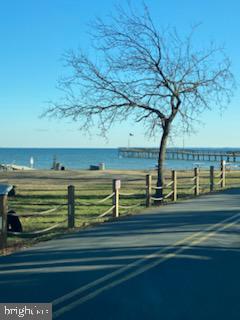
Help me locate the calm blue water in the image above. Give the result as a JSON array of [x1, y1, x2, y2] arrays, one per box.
[[0, 148, 240, 170]]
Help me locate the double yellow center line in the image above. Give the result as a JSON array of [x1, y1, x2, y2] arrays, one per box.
[[52, 212, 240, 318]]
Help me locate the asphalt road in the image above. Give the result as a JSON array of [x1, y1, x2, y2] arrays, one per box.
[[0, 189, 240, 320]]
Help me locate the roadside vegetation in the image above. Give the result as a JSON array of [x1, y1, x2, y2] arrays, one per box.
[[1, 167, 240, 253]]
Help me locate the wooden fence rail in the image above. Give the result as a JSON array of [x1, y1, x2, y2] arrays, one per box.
[[145, 160, 226, 206], [0, 160, 234, 250]]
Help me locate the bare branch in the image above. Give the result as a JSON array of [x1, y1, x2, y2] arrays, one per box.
[[44, 2, 235, 190]]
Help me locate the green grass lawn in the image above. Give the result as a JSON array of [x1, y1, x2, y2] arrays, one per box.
[[2, 167, 240, 253]]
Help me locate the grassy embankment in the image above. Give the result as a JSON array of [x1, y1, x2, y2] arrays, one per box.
[[1, 167, 240, 252]]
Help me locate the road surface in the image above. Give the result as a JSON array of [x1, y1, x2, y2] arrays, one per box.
[[0, 189, 240, 319]]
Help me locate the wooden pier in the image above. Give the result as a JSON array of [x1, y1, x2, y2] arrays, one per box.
[[118, 148, 240, 162]]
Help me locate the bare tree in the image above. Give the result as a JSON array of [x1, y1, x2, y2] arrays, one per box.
[[46, 4, 235, 199]]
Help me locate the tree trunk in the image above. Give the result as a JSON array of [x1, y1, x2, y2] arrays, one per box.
[[156, 122, 170, 204]]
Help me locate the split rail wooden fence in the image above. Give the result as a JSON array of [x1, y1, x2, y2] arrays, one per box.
[[0, 160, 239, 249]]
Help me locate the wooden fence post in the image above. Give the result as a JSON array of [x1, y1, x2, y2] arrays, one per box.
[[67, 185, 75, 228], [210, 166, 214, 192], [113, 179, 121, 218], [194, 168, 200, 196], [146, 174, 152, 207], [172, 170, 177, 201], [0, 194, 7, 250], [221, 160, 226, 188]]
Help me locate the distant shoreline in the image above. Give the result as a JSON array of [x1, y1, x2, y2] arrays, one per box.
[[1, 148, 240, 171]]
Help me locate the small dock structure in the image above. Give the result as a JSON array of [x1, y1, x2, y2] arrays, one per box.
[[118, 148, 240, 162]]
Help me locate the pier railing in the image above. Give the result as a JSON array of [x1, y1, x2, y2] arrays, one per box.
[[119, 147, 240, 162], [2, 160, 240, 250]]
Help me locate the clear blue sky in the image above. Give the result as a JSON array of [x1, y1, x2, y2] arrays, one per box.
[[0, 0, 240, 148]]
